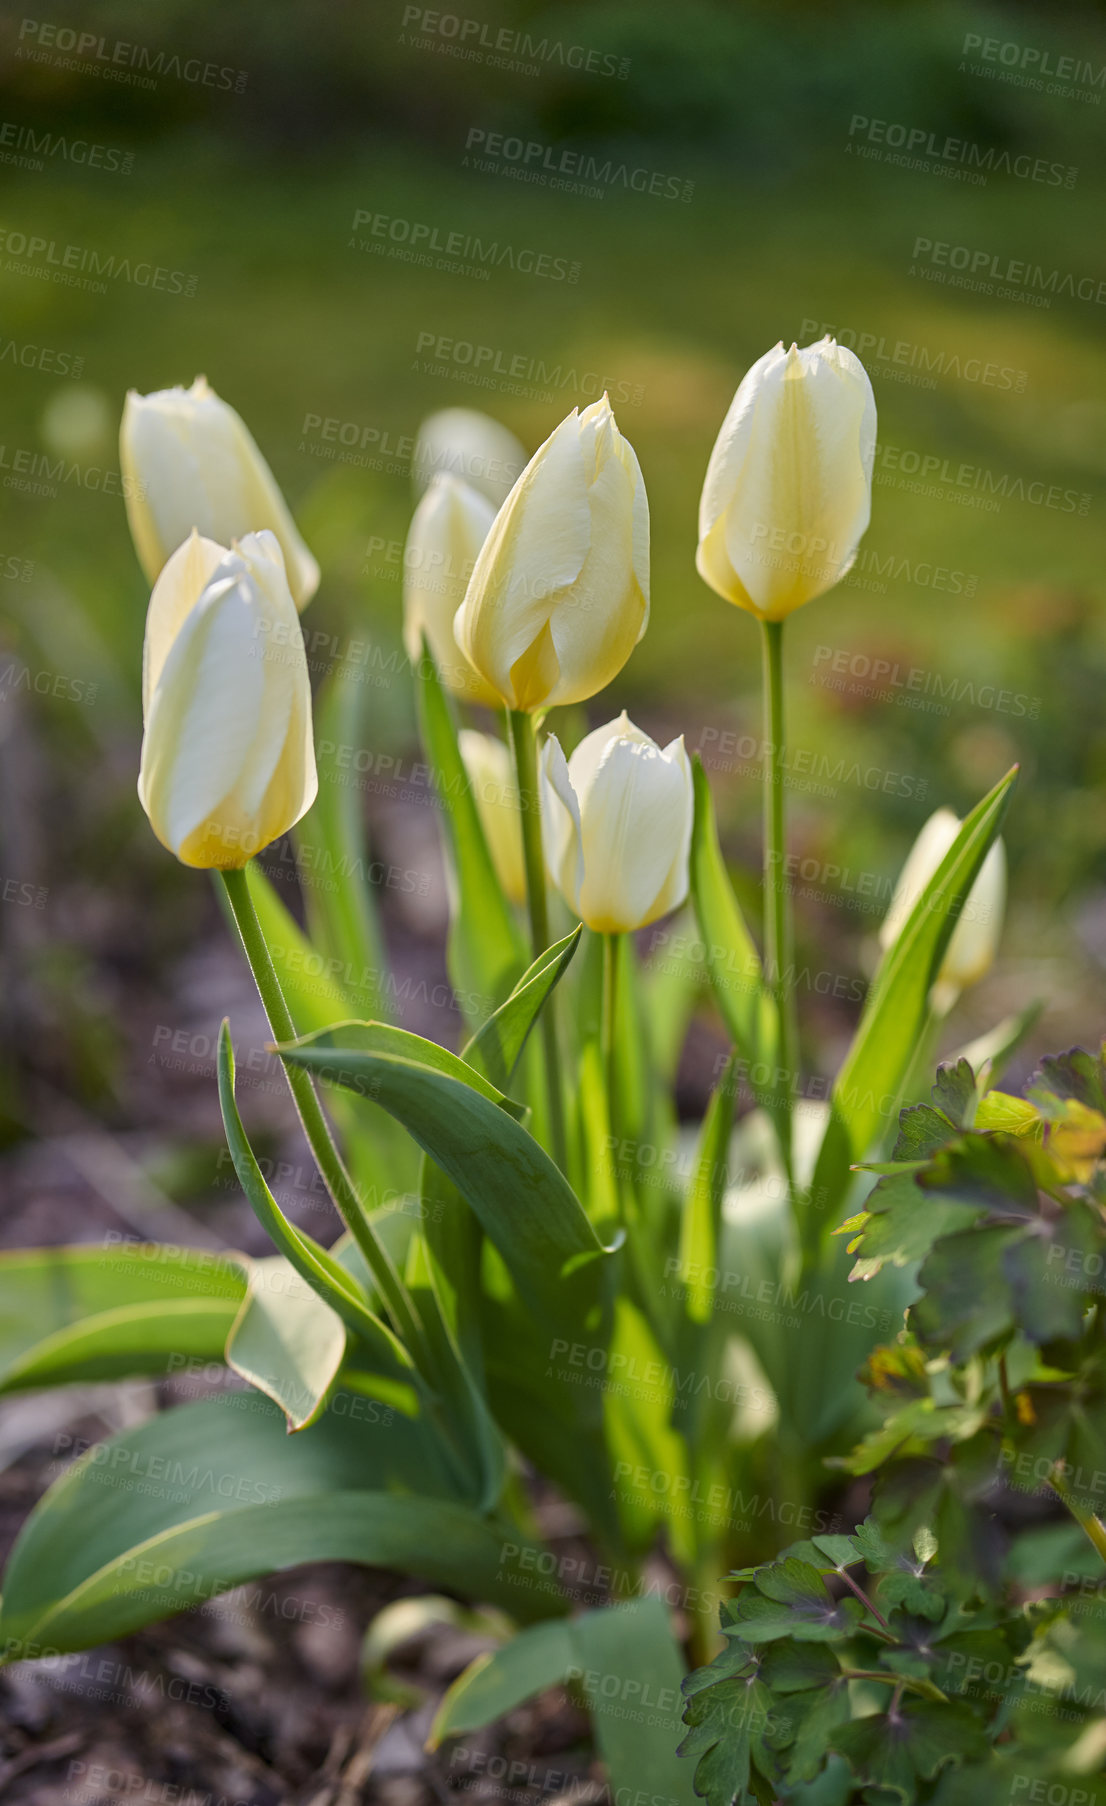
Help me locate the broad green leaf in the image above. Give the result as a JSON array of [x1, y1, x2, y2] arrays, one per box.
[[679, 1054, 739, 1325], [416, 934, 583, 1512], [840, 1170, 976, 1282], [930, 1060, 981, 1129], [217, 1022, 412, 1374], [278, 1033, 614, 1317], [0, 1245, 244, 1393], [829, 1700, 988, 1801], [0, 1391, 563, 1657], [281, 1018, 526, 1117], [435, 1597, 696, 1806], [294, 663, 390, 1021], [730, 1560, 865, 1643], [812, 766, 1018, 1221], [429, 1619, 576, 1740], [415, 643, 526, 1028], [917, 1133, 1040, 1218], [225, 1255, 346, 1431], [240, 863, 412, 1194], [464, 927, 582, 1094], [603, 1296, 694, 1562], [688, 759, 781, 1145], [678, 1637, 775, 1806]]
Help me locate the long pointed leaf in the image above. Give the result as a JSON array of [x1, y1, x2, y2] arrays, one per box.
[[277, 1036, 615, 1318], [689, 758, 784, 1152], [0, 1246, 244, 1393], [0, 1392, 565, 1656], [225, 1256, 346, 1432], [431, 1598, 695, 1805], [812, 766, 1018, 1223], [217, 1022, 412, 1374], [415, 643, 526, 1028]]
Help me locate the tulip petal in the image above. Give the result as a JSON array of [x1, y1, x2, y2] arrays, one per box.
[[121, 378, 320, 609], [576, 732, 693, 934], [140, 573, 264, 860], [142, 530, 228, 721], [539, 734, 584, 911], [403, 476, 499, 704], [696, 338, 876, 620]]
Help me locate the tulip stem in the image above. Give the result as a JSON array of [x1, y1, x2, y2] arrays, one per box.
[[760, 619, 798, 1159], [218, 866, 430, 1369], [601, 933, 623, 1212], [507, 708, 568, 1172], [601, 933, 619, 1119]]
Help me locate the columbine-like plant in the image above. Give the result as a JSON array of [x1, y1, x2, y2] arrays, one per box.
[[0, 350, 1029, 1806], [681, 1047, 1106, 1805]]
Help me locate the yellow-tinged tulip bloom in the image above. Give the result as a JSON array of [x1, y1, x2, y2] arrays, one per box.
[[412, 408, 527, 509], [879, 807, 1006, 1014], [697, 337, 876, 621], [138, 529, 317, 869], [458, 729, 526, 906], [402, 475, 501, 705], [120, 376, 320, 610], [455, 397, 649, 714], [540, 713, 692, 934]]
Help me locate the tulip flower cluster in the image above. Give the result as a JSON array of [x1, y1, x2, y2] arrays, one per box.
[[0, 338, 1024, 1800], [123, 349, 1005, 1031]]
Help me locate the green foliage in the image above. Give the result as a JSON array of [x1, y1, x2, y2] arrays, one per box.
[[682, 1044, 1106, 1805]]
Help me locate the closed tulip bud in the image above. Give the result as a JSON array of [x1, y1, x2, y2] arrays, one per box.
[[138, 529, 317, 869], [402, 475, 501, 705], [458, 729, 526, 906], [879, 807, 1006, 1014], [540, 713, 692, 933], [412, 407, 527, 509], [120, 376, 320, 610], [697, 337, 876, 621], [455, 397, 649, 714]]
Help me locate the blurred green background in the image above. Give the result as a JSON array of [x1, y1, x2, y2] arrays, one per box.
[[2, 0, 1105, 1162]]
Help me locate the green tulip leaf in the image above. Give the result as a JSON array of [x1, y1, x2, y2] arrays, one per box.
[[688, 758, 783, 1146], [0, 1243, 244, 1393], [217, 1021, 412, 1374], [415, 641, 527, 1028], [277, 1028, 615, 1316], [225, 1255, 347, 1431], [0, 1391, 563, 1658], [829, 1700, 989, 1801], [434, 1596, 696, 1806], [813, 765, 1018, 1221]]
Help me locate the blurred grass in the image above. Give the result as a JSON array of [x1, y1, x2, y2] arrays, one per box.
[[1, 0, 1105, 1120]]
